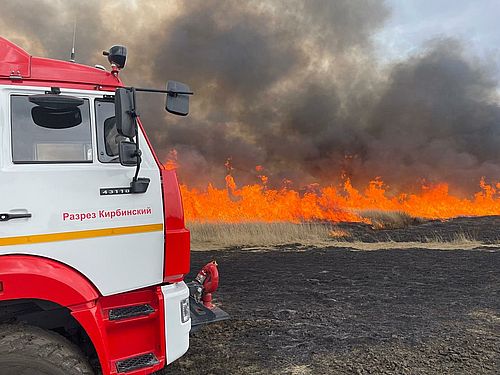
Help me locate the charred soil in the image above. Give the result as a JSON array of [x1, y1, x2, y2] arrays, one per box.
[[169, 217, 500, 374]]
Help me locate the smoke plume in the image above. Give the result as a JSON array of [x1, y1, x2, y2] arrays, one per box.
[[1, 0, 499, 194]]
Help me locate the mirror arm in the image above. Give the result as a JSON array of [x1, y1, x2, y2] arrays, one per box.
[[126, 87, 194, 96], [130, 113, 150, 194], [127, 88, 140, 181], [132, 135, 141, 182], [128, 88, 150, 193]]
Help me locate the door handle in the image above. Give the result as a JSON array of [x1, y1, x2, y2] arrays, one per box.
[[0, 213, 32, 221]]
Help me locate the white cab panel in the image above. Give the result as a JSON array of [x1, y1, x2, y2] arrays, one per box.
[[162, 282, 190, 364], [0, 86, 165, 296], [0, 231, 164, 296]]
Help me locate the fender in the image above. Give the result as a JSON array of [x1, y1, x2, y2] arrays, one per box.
[[0, 255, 114, 373], [0, 255, 166, 375], [0, 254, 99, 306]]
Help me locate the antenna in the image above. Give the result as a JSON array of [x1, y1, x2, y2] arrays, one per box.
[[70, 20, 76, 62]]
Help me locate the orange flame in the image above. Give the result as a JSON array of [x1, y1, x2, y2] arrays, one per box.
[[255, 165, 268, 187], [164, 149, 178, 170], [180, 169, 500, 223]]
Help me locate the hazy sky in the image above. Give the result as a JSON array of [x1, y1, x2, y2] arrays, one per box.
[[377, 0, 499, 67]]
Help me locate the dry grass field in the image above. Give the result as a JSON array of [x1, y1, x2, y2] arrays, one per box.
[[188, 210, 495, 251], [189, 221, 336, 249]]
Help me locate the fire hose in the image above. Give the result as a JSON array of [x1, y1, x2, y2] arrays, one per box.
[[193, 261, 220, 309]]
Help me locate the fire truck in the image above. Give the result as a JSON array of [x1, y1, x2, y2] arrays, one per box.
[[0, 37, 227, 374]]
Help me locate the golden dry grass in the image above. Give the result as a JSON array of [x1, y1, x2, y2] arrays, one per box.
[[329, 232, 484, 251], [189, 209, 426, 250], [284, 365, 312, 375], [189, 222, 342, 250], [188, 221, 495, 251]]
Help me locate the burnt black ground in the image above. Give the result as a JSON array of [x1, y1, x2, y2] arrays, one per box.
[[167, 217, 500, 375]]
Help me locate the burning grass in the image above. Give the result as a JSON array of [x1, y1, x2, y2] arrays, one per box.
[[181, 176, 500, 223]]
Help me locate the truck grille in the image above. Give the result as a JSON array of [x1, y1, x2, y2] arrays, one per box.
[[108, 304, 155, 321], [116, 353, 159, 373]]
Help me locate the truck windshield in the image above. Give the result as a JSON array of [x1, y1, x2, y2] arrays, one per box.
[[95, 99, 126, 163], [11, 95, 92, 163]]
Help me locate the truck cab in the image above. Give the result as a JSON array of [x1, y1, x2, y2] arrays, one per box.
[[0, 37, 224, 375]]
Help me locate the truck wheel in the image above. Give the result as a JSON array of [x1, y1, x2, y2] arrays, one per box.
[[0, 324, 94, 375]]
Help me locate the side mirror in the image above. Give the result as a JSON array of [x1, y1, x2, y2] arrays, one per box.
[[165, 81, 191, 116], [118, 140, 138, 167], [115, 88, 136, 138]]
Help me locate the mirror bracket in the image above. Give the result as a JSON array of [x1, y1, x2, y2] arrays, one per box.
[[46, 87, 61, 95], [130, 177, 150, 194]]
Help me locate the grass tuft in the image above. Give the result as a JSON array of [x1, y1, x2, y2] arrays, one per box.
[[328, 227, 352, 239], [357, 210, 424, 230]]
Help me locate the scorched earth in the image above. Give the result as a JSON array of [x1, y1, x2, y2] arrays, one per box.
[[167, 216, 499, 375]]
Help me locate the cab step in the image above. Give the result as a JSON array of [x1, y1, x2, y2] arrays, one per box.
[[108, 304, 155, 321], [116, 352, 159, 373]]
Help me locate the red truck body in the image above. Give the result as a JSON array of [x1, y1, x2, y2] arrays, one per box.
[[0, 37, 223, 375]]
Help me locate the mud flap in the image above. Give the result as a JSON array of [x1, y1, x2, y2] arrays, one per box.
[[188, 280, 229, 332], [189, 297, 229, 332]]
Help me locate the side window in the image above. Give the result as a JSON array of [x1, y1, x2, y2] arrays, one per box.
[[95, 99, 126, 163], [11, 95, 92, 163]]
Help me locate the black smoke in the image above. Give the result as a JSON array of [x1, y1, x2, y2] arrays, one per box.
[[1, 1, 499, 194]]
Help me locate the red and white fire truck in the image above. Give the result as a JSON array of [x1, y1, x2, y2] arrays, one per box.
[[0, 37, 227, 374]]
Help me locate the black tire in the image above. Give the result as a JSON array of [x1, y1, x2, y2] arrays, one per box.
[[0, 324, 95, 375]]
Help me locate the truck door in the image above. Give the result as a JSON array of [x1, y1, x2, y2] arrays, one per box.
[[0, 88, 165, 295]]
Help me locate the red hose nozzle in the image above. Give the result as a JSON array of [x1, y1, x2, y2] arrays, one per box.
[[195, 261, 220, 309]]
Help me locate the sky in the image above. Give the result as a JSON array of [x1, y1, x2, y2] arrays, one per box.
[[3, 1, 498, 71], [377, 0, 500, 68]]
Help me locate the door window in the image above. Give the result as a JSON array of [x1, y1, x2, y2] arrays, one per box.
[[95, 99, 127, 163], [11, 95, 92, 163]]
